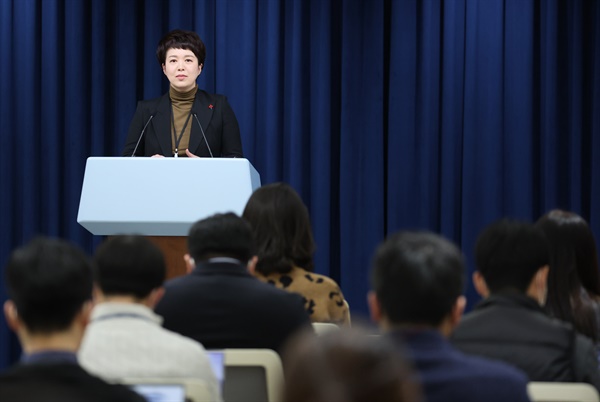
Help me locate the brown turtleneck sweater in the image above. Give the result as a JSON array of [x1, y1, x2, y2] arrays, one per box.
[[170, 86, 198, 157]]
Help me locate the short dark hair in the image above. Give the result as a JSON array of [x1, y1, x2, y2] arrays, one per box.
[[371, 231, 465, 327], [475, 219, 549, 293], [5, 237, 93, 334], [93, 235, 166, 299], [156, 29, 206, 66], [187, 212, 254, 262], [242, 183, 315, 275], [535, 210, 600, 341]]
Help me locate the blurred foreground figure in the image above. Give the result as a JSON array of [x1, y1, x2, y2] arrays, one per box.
[[282, 328, 421, 402]]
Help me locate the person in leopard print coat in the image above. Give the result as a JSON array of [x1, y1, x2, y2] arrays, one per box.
[[243, 183, 350, 325]]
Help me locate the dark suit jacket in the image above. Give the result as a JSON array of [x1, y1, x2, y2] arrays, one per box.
[[388, 329, 531, 402], [451, 292, 600, 390], [155, 261, 312, 353], [0, 362, 145, 402], [122, 89, 243, 157]]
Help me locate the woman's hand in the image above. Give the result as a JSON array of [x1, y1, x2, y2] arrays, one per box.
[[185, 149, 199, 158]]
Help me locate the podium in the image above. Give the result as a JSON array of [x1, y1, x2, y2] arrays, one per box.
[[77, 157, 261, 278]]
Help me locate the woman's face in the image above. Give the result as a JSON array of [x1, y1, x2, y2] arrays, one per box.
[[162, 48, 202, 92]]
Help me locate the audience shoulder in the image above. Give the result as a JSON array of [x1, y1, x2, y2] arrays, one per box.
[[163, 274, 190, 288], [261, 279, 307, 304], [294, 268, 345, 296], [272, 285, 311, 320], [311, 271, 343, 291], [162, 326, 209, 353], [459, 352, 530, 398], [311, 273, 349, 321], [466, 352, 528, 380], [163, 330, 221, 392], [573, 332, 600, 388]]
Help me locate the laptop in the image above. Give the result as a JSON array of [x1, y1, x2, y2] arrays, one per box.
[[127, 351, 225, 401], [130, 383, 186, 402], [207, 350, 226, 394]]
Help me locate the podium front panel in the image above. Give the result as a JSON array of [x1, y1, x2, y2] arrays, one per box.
[[77, 157, 261, 236]]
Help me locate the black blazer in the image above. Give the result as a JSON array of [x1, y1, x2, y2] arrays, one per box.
[[155, 261, 312, 353], [122, 89, 243, 157], [452, 293, 600, 389]]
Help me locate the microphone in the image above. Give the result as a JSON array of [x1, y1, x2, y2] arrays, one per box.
[[130, 113, 156, 157], [192, 112, 214, 158]]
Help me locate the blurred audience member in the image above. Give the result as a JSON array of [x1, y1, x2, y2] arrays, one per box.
[[282, 328, 421, 402], [155, 212, 312, 353], [452, 219, 600, 390], [243, 182, 350, 325], [369, 231, 531, 402], [78, 235, 221, 401], [0, 237, 144, 402], [535, 210, 600, 345]]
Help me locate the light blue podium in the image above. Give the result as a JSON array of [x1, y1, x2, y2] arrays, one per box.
[[77, 157, 261, 276]]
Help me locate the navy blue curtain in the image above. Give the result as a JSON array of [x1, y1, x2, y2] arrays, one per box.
[[1, 0, 599, 369]]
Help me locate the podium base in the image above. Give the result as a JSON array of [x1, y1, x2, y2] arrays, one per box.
[[147, 236, 187, 279]]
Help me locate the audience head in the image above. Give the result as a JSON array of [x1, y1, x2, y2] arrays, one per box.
[[187, 212, 254, 264], [4, 237, 93, 336], [93, 235, 166, 300], [474, 219, 549, 303], [535, 209, 600, 340], [242, 182, 315, 275], [282, 329, 419, 402], [156, 29, 206, 66], [369, 231, 465, 332]]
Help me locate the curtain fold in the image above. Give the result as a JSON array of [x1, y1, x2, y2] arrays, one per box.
[[591, 0, 600, 232], [388, 0, 420, 234], [307, 0, 338, 281], [503, 0, 535, 218], [339, 0, 386, 309], [0, 0, 598, 369], [438, 0, 466, 242], [0, 0, 14, 368]]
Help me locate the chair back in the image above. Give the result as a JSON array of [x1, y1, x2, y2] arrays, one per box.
[[312, 322, 341, 335], [528, 382, 600, 402], [221, 349, 284, 402], [344, 299, 352, 326]]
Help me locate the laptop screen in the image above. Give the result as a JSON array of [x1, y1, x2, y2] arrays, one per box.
[[207, 350, 225, 393], [131, 384, 186, 402]]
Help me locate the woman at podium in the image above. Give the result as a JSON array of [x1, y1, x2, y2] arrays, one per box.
[[122, 29, 243, 158]]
